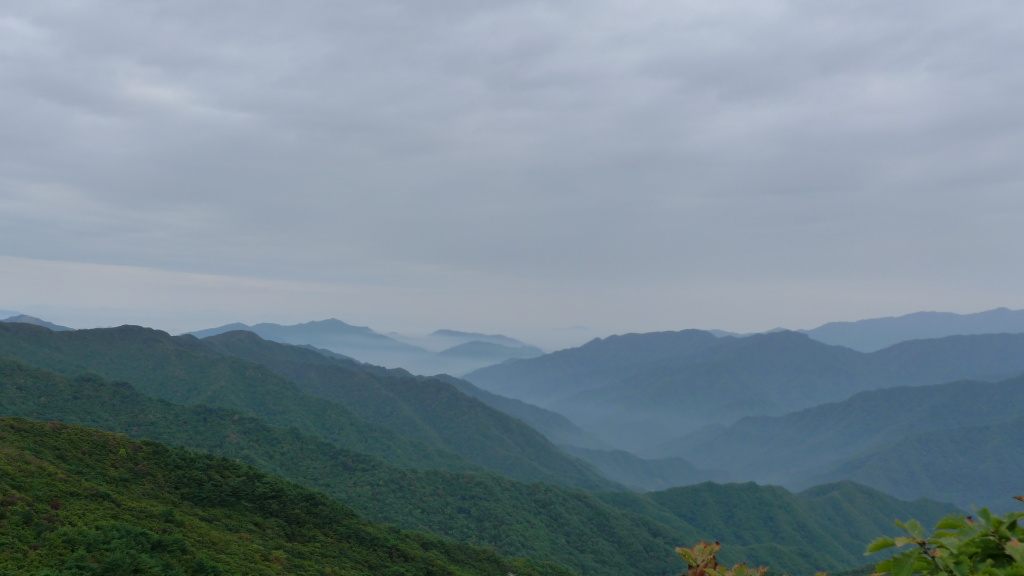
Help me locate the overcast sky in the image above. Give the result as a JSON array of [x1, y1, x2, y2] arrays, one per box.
[[2, 0, 1023, 347]]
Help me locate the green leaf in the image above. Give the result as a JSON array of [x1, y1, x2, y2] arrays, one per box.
[[867, 537, 897, 554], [890, 553, 918, 576], [1005, 539, 1024, 565], [896, 519, 925, 540]]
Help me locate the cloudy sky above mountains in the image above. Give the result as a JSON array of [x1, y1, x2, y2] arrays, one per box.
[[2, 0, 1023, 345]]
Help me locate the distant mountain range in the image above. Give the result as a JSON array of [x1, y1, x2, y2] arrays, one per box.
[[799, 307, 1024, 351], [465, 330, 1024, 451], [188, 319, 543, 376]]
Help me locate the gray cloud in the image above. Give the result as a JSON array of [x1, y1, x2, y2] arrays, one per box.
[[2, 0, 1024, 339]]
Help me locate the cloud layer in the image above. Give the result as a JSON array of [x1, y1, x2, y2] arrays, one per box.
[[3, 0, 1023, 342]]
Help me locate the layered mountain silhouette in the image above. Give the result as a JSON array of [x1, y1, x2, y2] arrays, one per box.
[[668, 372, 1024, 511], [189, 319, 542, 375], [799, 307, 1024, 351], [466, 330, 1024, 451]]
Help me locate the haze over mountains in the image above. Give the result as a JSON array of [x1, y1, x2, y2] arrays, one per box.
[[465, 329, 1024, 448]]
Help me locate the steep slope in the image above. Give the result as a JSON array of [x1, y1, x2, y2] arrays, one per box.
[[0, 418, 571, 576], [802, 307, 1024, 352], [199, 330, 615, 489], [0, 322, 472, 472]]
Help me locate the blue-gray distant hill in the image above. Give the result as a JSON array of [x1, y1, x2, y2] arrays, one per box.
[[800, 307, 1024, 351], [668, 372, 1024, 512], [2, 314, 73, 331], [465, 330, 1024, 451], [428, 329, 529, 348], [188, 318, 432, 369], [188, 319, 541, 376]]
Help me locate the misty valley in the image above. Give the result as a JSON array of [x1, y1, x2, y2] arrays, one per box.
[[1, 308, 1023, 576]]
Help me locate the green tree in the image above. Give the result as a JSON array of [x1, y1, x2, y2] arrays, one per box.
[[867, 497, 1024, 576]]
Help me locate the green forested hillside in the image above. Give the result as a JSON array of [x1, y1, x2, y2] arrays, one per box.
[[0, 358, 959, 576], [0, 418, 572, 576], [598, 482, 959, 575], [0, 359, 692, 576], [199, 330, 614, 489], [0, 322, 469, 472]]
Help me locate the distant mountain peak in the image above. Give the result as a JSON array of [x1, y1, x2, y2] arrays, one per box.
[[1, 314, 74, 331], [429, 329, 526, 347]]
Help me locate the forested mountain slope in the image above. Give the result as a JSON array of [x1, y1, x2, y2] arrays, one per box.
[[0, 418, 572, 576], [0, 322, 610, 488], [0, 321, 470, 472], [200, 330, 613, 489], [0, 359, 958, 576]]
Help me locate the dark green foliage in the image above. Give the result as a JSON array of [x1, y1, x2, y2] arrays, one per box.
[[868, 504, 1024, 576], [0, 418, 573, 576], [199, 330, 615, 489]]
